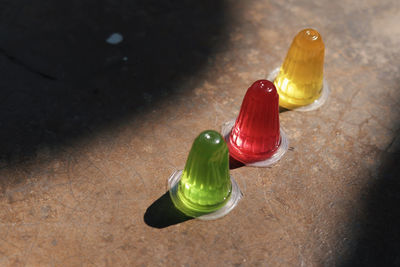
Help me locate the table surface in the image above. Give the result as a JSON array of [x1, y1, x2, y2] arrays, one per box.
[[1, 0, 400, 266]]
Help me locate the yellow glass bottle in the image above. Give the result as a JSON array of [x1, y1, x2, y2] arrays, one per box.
[[274, 28, 325, 109]]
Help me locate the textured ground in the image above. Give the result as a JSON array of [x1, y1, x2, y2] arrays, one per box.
[[0, 0, 400, 266]]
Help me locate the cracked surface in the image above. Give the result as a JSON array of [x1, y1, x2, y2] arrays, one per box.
[[1, 0, 400, 266]]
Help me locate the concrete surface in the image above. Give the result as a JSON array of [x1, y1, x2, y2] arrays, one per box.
[[1, 0, 400, 266]]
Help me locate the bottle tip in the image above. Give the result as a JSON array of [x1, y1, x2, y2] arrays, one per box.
[[197, 130, 224, 146], [296, 28, 323, 48], [248, 80, 277, 97]]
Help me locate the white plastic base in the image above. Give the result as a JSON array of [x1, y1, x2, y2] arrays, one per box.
[[221, 119, 289, 168], [168, 170, 242, 220], [267, 67, 329, 112]]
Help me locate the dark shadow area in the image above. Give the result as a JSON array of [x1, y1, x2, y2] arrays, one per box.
[[279, 106, 290, 113], [340, 148, 400, 266], [0, 0, 229, 165], [229, 155, 245, 170], [144, 191, 193, 228]]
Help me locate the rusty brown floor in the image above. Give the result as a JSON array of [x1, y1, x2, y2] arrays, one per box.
[[1, 0, 400, 266]]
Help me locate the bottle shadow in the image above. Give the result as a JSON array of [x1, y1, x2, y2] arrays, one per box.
[[229, 156, 245, 170], [279, 106, 290, 113], [144, 191, 193, 229]]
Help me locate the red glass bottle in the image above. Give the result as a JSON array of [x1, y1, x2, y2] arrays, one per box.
[[228, 80, 281, 164]]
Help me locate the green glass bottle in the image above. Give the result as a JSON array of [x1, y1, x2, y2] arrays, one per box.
[[169, 130, 234, 218]]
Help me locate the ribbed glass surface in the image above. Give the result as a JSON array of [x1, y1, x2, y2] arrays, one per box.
[[173, 130, 232, 216], [228, 80, 280, 163], [274, 28, 325, 109]]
